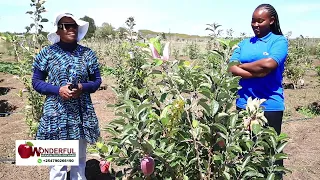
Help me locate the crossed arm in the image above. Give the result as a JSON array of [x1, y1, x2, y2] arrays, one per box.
[[228, 37, 288, 79], [228, 58, 278, 79]]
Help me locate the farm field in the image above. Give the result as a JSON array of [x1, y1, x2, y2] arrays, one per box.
[[0, 56, 320, 179]]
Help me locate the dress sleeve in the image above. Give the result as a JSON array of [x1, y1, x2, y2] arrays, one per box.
[[81, 48, 102, 93], [86, 49, 100, 74], [32, 46, 60, 95], [33, 46, 50, 72]]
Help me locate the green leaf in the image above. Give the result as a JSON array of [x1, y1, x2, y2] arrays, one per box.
[[217, 132, 227, 141], [227, 145, 242, 153], [277, 133, 289, 142], [217, 38, 229, 47], [274, 166, 292, 173], [192, 120, 199, 128], [274, 153, 288, 160], [26, 11, 33, 14], [141, 64, 151, 69], [149, 36, 162, 55], [245, 140, 254, 150], [154, 149, 166, 157], [210, 50, 224, 58], [199, 83, 211, 89], [229, 113, 237, 128], [160, 93, 168, 103], [243, 171, 264, 178], [41, 18, 48, 22], [123, 124, 136, 134], [26, 141, 34, 147], [270, 136, 277, 149], [241, 155, 251, 169], [262, 128, 277, 136], [166, 143, 175, 152], [276, 142, 288, 153], [160, 105, 171, 119], [142, 141, 154, 153], [199, 123, 211, 133], [188, 157, 197, 166], [110, 118, 127, 125], [244, 166, 256, 172], [96, 142, 104, 149], [128, 139, 141, 148], [153, 59, 163, 66], [137, 103, 151, 117], [266, 173, 275, 180], [103, 127, 119, 136], [213, 123, 228, 135], [252, 123, 262, 134], [198, 100, 210, 115], [150, 70, 163, 75], [115, 104, 131, 112], [161, 117, 169, 126], [120, 134, 132, 144], [128, 150, 140, 162], [135, 42, 148, 48], [229, 39, 241, 49], [148, 139, 156, 149], [183, 175, 189, 180], [213, 154, 221, 161], [199, 88, 211, 99], [223, 171, 231, 180], [257, 140, 270, 149], [100, 145, 108, 153], [228, 61, 241, 68], [216, 112, 229, 121], [211, 100, 219, 116]]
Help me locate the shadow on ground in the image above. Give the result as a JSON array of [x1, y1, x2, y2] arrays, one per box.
[[0, 99, 17, 117], [67, 159, 115, 180], [0, 87, 14, 96]]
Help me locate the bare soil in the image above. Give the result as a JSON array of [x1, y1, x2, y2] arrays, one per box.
[[0, 59, 320, 179]]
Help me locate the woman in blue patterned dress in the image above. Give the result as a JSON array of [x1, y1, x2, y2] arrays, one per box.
[[32, 12, 102, 180]]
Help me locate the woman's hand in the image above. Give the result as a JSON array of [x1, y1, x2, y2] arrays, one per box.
[[59, 83, 73, 100], [70, 83, 83, 99]]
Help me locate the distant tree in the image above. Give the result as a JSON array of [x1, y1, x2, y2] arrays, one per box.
[[95, 22, 116, 38], [80, 15, 96, 39], [116, 27, 127, 38]]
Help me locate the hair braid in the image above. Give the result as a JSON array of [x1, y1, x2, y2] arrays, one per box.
[[256, 4, 283, 35]]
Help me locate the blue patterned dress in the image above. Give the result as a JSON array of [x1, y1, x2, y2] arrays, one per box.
[[33, 43, 100, 144]]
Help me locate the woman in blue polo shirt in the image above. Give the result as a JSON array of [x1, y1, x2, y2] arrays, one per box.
[[229, 3, 288, 136]]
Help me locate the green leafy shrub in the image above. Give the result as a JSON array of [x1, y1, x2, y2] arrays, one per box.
[[89, 37, 290, 180]]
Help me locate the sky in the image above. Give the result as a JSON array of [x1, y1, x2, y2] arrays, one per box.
[[1, 0, 320, 38]]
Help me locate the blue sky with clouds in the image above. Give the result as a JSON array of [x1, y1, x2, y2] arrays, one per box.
[[1, 0, 320, 38]]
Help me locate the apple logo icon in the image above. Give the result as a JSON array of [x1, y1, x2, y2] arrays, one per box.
[[18, 141, 33, 159]]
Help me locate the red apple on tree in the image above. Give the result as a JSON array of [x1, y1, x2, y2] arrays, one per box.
[[141, 155, 155, 176], [99, 160, 110, 173], [18, 141, 33, 159]]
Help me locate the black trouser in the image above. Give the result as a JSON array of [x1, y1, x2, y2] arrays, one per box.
[[237, 107, 284, 178]]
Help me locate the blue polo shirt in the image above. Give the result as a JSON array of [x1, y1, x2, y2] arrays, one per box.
[[230, 32, 288, 111]]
